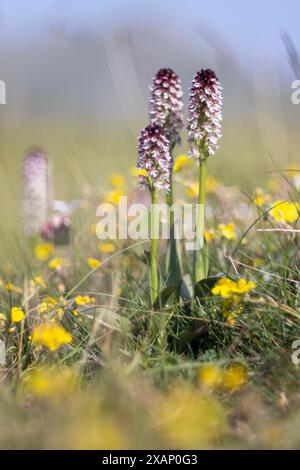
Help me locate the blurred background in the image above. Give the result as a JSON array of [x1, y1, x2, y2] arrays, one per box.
[[0, 0, 299, 260]]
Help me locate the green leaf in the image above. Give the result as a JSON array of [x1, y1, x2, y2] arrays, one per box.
[[154, 284, 179, 309], [165, 225, 183, 286]]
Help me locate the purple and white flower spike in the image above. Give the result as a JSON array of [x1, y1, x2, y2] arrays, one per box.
[[188, 69, 222, 160]]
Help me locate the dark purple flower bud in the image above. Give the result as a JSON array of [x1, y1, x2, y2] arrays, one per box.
[[22, 147, 53, 236], [150, 68, 184, 148], [187, 69, 222, 160], [137, 124, 171, 191], [41, 214, 71, 246]]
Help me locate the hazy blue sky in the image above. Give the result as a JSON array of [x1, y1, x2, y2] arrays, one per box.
[[0, 0, 299, 62]]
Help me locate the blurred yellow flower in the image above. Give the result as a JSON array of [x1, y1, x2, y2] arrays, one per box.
[[75, 295, 95, 306], [204, 229, 217, 242], [11, 306, 25, 323], [270, 200, 299, 224], [253, 188, 270, 207], [48, 258, 66, 270], [32, 275, 46, 289], [223, 363, 247, 391], [23, 366, 77, 402], [35, 243, 54, 261], [99, 242, 115, 254], [158, 384, 226, 448], [234, 278, 256, 294], [185, 182, 198, 199], [87, 258, 101, 269], [105, 189, 125, 205], [198, 364, 223, 389], [206, 176, 219, 193], [4, 282, 22, 294], [218, 222, 236, 240], [173, 154, 192, 172], [32, 322, 72, 351], [108, 173, 125, 188]]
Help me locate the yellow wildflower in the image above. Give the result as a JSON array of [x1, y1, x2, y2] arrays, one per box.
[[99, 242, 115, 254], [206, 176, 219, 193], [158, 383, 226, 448], [34, 243, 54, 261], [22, 366, 77, 402], [108, 173, 125, 188], [212, 278, 255, 298], [48, 258, 66, 270], [253, 188, 269, 206], [173, 154, 192, 172], [270, 200, 299, 224], [32, 275, 46, 289], [185, 182, 198, 199], [218, 222, 236, 240], [4, 282, 22, 294], [75, 295, 95, 306], [105, 189, 125, 205], [234, 279, 256, 294], [223, 363, 247, 391], [204, 229, 217, 242], [11, 306, 25, 323], [32, 322, 72, 351], [198, 364, 223, 389], [87, 258, 101, 269], [212, 278, 237, 298]]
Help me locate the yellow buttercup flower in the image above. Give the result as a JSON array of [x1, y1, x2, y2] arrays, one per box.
[[34, 243, 54, 261], [253, 188, 270, 207], [173, 154, 192, 172], [99, 242, 115, 254], [212, 278, 255, 298], [4, 282, 22, 294], [158, 383, 226, 448], [11, 306, 25, 323], [32, 275, 46, 289], [104, 189, 125, 205], [223, 363, 247, 391], [87, 258, 101, 269], [184, 182, 198, 199], [108, 173, 125, 188], [270, 200, 299, 224], [48, 258, 66, 270], [198, 364, 223, 388], [75, 295, 95, 306], [32, 322, 72, 351], [218, 222, 236, 240], [204, 229, 217, 242], [234, 279, 256, 294], [22, 366, 77, 402], [212, 278, 237, 298], [206, 176, 219, 193]]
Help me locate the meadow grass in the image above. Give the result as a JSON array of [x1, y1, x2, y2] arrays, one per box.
[[0, 139, 299, 448]]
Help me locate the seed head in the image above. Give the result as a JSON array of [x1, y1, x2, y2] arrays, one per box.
[[188, 69, 222, 160], [150, 68, 184, 148], [137, 124, 171, 191]]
